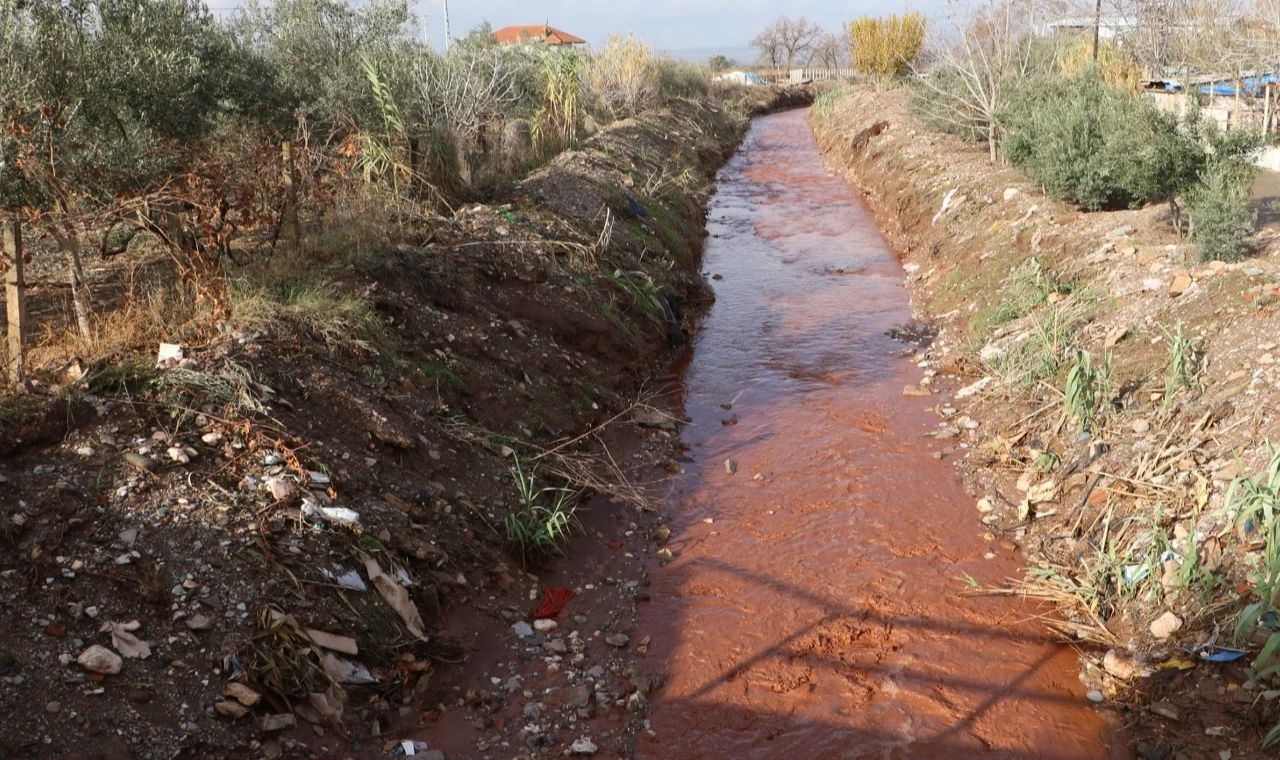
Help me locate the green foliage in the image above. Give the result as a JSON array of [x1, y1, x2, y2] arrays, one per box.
[[1226, 445, 1280, 748], [0, 0, 258, 211], [707, 54, 733, 72], [1163, 322, 1201, 406], [1064, 349, 1107, 432], [977, 257, 1068, 333], [229, 0, 418, 126], [1003, 73, 1203, 211], [505, 455, 582, 561], [1189, 161, 1257, 262]]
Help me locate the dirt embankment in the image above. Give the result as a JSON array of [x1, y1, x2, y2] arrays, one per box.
[[813, 86, 1280, 757], [0, 86, 812, 760]]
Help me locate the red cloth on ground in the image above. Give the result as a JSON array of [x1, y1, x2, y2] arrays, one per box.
[[532, 586, 574, 619]]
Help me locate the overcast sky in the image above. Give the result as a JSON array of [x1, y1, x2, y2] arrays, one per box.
[[419, 0, 943, 57]]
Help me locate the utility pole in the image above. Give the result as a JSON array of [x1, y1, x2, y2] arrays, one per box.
[[442, 0, 450, 51], [1092, 0, 1102, 62]]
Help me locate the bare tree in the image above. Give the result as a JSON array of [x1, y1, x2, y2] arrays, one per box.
[[913, 0, 1051, 161], [809, 29, 849, 68], [751, 16, 824, 70]]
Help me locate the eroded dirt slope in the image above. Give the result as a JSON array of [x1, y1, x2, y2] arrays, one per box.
[[813, 86, 1280, 757], [0, 88, 812, 760]]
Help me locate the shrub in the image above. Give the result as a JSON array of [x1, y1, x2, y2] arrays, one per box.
[[847, 13, 925, 78], [1189, 162, 1257, 262], [584, 33, 659, 121], [1002, 74, 1202, 210], [656, 58, 710, 100]]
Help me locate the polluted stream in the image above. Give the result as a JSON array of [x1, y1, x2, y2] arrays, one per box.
[[635, 109, 1115, 759]]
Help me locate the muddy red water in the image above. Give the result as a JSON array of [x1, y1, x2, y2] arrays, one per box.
[[636, 110, 1114, 759]]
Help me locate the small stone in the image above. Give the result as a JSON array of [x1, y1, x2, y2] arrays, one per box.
[[45, 701, 60, 713], [1150, 701, 1180, 721], [605, 633, 630, 648], [201, 432, 223, 445], [75, 445, 95, 457], [570, 738, 599, 755], [122, 452, 158, 473], [724, 458, 737, 474], [1086, 689, 1104, 703], [167, 446, 190, 464], [1132, 419, 1150, 434], [118, 529, 138, 548], [260, 713, 296, 732], [656, 547, 674, 562], [1168, 274, 1193, 297], [224, 682, 261, 706], [77, 645, 122, 674], [186, 614, 214, 631], [533, 618, 557, 632], [903, 384, 931, 397], [1103, 650, 1136, 680], [215, 700, 250, 719], [1150, 611, 1183, 640], [976, 499, 994, 513], [512, 621, 534, 638], [1136, 742, 1172, 760]]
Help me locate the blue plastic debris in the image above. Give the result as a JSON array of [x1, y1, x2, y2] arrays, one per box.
[[1182, 645, 1249, 662]]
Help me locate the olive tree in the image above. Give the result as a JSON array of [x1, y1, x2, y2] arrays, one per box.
[[0, 0, 244, 338]]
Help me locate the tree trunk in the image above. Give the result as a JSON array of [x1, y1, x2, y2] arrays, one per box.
[[988, 122, 998, 162], [48, 220, 93, 342]]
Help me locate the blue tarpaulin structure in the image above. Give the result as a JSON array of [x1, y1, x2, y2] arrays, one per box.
[[1199, 73, 1279, 97]]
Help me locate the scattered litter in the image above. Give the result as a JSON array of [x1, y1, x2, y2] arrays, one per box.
[[322, 652, 377, 685], [100, 620, 151, 659], [303, 628, 359, 656], [365, 556, 426, 639], [308, 470, 331, 487], [155, 343, 184, 369], [394, 741, 431, 756], [308, 683, 347, 722], [1184, 645, 1249, 663], [301, 498, 360, 528], [321, 567, 368, 591], [533, 587, 575, 619]]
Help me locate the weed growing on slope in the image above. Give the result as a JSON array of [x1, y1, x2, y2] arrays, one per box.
[[1226, 446, 1280, 746], [505, 454, 582, 562], [1065, 349, 1110, 433], [1162, 322, 1201, 410]]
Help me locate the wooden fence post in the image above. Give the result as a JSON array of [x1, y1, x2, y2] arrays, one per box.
[[281, 141, 300, 248], [4, 220, 26, 391]]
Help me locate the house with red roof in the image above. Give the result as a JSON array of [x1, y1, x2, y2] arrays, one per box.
[[491, 25, 587, 47]]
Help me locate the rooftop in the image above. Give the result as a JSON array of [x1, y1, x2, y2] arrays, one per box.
[[491, 25, 587, 46]]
